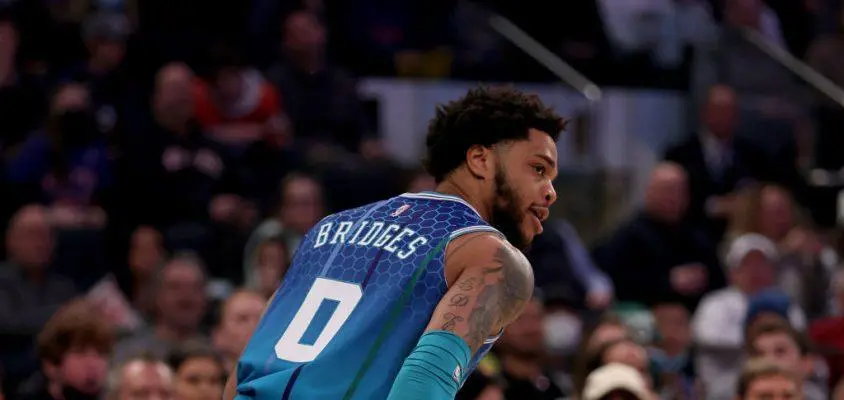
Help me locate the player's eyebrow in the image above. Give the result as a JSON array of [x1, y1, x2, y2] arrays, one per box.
[[535, 154, 556, 170]]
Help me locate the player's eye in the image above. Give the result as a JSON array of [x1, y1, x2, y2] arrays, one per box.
[[533, 165, 546, 176]]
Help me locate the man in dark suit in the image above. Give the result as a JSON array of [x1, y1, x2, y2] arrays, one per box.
[[665, 84, 755, 240]]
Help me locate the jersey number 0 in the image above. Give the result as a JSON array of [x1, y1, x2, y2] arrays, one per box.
[[274, 278, 363, 362]]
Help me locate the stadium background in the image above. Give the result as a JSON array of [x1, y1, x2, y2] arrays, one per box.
[[2, 0, 844, 399]]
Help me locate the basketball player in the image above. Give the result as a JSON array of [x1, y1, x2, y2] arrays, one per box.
[[224, 86, 565, 399]]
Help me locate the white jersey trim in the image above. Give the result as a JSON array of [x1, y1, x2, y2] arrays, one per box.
[[399, 192, 482, 219]]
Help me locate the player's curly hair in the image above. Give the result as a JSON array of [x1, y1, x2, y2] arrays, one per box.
[[423, 86, 566, 183]]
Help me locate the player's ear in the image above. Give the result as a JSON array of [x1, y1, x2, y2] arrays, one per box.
[[465, 144, 494, 180]]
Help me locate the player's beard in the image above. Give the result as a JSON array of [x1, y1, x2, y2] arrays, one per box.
[[490, 165, 530, 251]]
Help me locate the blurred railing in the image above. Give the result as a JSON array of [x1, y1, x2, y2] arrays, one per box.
[[742, 28, 844, 108], [742, 28, 844, 225], [487, 14, 602, 103]]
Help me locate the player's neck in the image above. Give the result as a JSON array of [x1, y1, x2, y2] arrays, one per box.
[[434, 179, 491, 221]]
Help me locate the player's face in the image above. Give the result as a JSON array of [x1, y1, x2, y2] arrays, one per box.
[[491, 129, 557, 250]]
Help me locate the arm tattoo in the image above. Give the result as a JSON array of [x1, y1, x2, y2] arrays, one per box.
[[441, 312, 464, 332], [440, 244, 533, 351]]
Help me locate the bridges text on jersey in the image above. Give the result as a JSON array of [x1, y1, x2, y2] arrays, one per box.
[[312, 220, 429, 259]]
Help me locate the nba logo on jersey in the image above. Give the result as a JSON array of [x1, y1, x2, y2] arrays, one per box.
[[391, 204, 411, 217], [452, 365, 462, 384]]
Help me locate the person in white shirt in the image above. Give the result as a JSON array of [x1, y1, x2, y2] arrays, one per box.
[[692, 233, 806, 400]]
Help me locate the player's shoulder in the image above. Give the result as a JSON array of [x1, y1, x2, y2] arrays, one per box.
[[444, 232, 532, 284]]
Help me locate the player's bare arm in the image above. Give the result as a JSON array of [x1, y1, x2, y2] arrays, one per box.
[[386, 233, 533, 399], [427, 233, 534, 352]]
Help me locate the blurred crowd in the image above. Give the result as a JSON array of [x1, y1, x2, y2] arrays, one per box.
[[2, 0, 844, 399]]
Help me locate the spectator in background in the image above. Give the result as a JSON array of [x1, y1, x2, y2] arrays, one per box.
[[105, 353, 174, 400], [194, 41, 283, 146], [495, 297, 567, 399], [745, 320, 826, 400], [579, 338, 654, 399], [265, 8, 372, 156], [243, 172, 325, 269], [743, 289, 805, 340], [454, 371, 505, 400], [212, 289, 265, 373], [242, 235, 288, 299], [4, 82, 112, 230], [167, 341, 225, 400], [806, 2, 844, 171], [63, 11, 132, 140], [649, 302, 696, 400], [17, 299, 112, 400], [735, 359, 803, 400], [693, 0, 802, 119], [692, 233, 806, 400], [728, 184, 838, 318], [582, 363, 652, 400], [111, 253, 208, 365], [137, 63, 248, 231], [593, 163, 723, 311], [0, 205, 76, 390], [124, 225, 166, 319], [529, 219, 614, 312], [0, 12, 46, 154], [664, 84, 753, 241], [809, 269, 844, 388]]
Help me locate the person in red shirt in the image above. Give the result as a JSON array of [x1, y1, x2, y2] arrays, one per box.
[[808, 271, 844, 388], [194, 42, 288, 145]]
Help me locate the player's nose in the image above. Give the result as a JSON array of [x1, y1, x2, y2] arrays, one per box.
[[543, 185, 557, 206]]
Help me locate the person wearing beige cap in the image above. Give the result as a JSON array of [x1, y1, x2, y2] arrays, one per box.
[[692, 233, 807, 400], [583, 363, 653, 400]]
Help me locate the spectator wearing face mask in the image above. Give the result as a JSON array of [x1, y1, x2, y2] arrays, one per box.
[[16, 299, 113, 400], [4, 82, 112, 230]]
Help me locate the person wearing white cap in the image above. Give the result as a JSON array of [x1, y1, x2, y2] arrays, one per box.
[[582, 363, 653, 400], [691, 233, 807, 400]]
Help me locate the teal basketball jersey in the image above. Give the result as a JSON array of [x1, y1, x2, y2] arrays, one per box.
[[235, 192, 504, 399]]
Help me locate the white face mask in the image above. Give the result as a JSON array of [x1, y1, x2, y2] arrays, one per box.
[[543, 311, 582, 355]]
